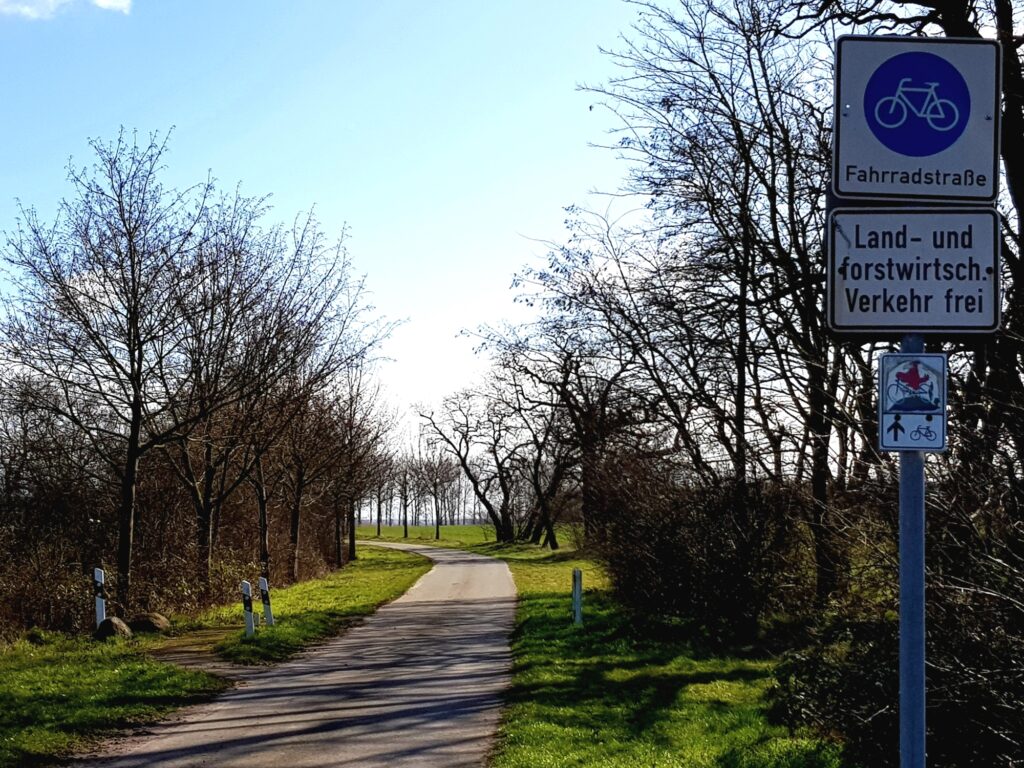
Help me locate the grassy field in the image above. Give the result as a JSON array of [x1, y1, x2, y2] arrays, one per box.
[[355, 522, 496, 546], [360, 525, 842, 767], [0, 546, 430, 767]]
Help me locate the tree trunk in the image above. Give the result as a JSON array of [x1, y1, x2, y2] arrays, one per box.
[[289, 469, 305, 582], [348, 497, 357, 560], [499, 507, 515, 543], [116, 456, 139, 614], [256, 456, 272, 577], [335, 496, 345, 568], [433, 485, 441, 540], [808, 356, 838, 603], [527, 513, 542, 544], [733, 221, 750, 539], [116, 405, 144, 612], [197, 498, 213, 596], [196, 450, 216, 596], [542, 515, 559, 550], [580, 438, 599, 541]]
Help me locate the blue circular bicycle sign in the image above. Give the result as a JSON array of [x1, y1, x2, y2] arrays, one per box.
[[864, 52, 971, 157]]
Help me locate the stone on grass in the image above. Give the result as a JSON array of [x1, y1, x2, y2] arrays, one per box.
[[93, 616, 133, 641], [128, 612, 171, 634]]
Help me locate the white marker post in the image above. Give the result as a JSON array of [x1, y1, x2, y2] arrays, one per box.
[[258, 577, 275, 626], [241, 580, 255, 638], [572, 568, 583, 626], [93, 567, 106, 627]]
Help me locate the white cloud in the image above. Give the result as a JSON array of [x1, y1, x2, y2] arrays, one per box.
[[0, 0, 73, 19], [0, 0, 129, 18], [91, 0, 129, 13]]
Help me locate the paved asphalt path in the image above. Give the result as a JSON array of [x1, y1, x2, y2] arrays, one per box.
[[73, 542, 516, 768]]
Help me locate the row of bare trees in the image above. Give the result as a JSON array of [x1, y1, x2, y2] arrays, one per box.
[[0, 132, 398, 622], [419, 1, 1022, 763]]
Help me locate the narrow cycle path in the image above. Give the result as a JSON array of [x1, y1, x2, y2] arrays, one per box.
[[73, 543, 516, 768]]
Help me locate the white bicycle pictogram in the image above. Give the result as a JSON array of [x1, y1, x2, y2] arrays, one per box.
[[910, 424, 937, 441], [873, 78, 960, 131]]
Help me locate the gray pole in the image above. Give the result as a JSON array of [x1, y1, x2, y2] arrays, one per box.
[[900, 333, 926, 768]]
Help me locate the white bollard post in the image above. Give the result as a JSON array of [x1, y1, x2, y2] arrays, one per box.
[[258, 577, 275, 626], [572, 568, 583, 626], [93, 567, 106, 628], [241, 580, 255, 638]]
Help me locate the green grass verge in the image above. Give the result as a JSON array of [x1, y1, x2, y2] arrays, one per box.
[[0, 632, 227, 767], [187, 546, 432, 664], [359, 525, 842, 767], [491, 546, 841, 767], [0, 546, 431, 766]]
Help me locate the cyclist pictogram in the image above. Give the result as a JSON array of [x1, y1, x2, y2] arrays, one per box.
[[873, 79, 960, 132], [864, 51, 970, 157], [910, 424, 937, 442]]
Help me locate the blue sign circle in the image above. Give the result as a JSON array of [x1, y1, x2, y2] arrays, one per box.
[[864, 52, 970, 157]]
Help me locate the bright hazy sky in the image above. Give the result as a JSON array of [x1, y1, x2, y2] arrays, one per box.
[[0, 0, 642, 418]]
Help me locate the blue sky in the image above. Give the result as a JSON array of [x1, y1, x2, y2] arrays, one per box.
[[0, 0, 642, 417]]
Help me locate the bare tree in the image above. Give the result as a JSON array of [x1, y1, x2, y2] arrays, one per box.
[[420, 385, 523, 542], [1, 133, 212, 608], [413, 437, 459, 540]]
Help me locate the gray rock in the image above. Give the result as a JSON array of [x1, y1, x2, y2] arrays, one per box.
[[128, 612, 171, 634], [93, 616, 133, 641]]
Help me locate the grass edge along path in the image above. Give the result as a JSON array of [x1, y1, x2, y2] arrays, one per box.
[[185, 545, 431, 664], [0, 546, 431, 767], [358, 525, 842, 768]]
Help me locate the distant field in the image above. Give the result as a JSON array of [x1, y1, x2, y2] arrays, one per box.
[[356, 523, 497, 546]]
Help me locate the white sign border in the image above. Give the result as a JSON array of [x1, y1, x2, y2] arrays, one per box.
[[833, 35, 1002, 203], [827, 206, 1000, 334], [878, 352, 948, 452]]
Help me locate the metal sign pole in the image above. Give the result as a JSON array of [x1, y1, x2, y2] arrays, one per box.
[[899, 333, 926, 768], [829, 34, 1001, 768]]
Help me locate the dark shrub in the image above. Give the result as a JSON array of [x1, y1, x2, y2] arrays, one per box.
[[771, 473, 1024, 767], [593, 454, 810, 642]]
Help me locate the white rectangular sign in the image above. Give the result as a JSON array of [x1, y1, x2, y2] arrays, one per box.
[[879, 353, 947, 452], [828, 208, 999, 333], [834, 36, 1000, 202]]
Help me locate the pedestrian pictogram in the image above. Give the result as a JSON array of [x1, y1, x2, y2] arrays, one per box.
[[878, 353, 947, 451], [887, 414, 906, 442]]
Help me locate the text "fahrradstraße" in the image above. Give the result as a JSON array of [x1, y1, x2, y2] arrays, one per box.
[[844, 164, 988, 188]]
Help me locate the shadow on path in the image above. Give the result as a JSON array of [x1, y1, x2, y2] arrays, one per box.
[[70, 544, 516, 768]]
